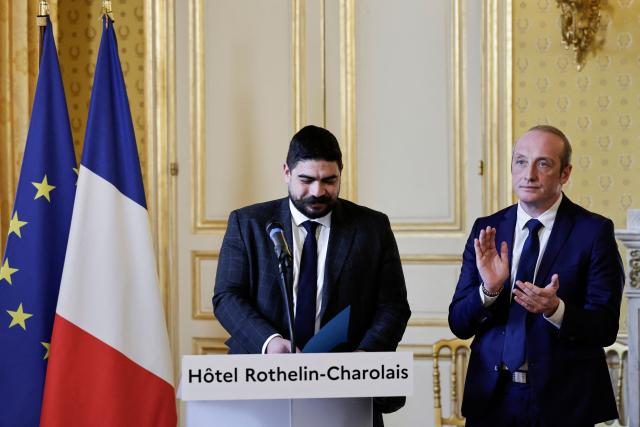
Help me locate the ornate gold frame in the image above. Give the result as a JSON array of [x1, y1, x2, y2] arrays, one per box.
[[339, 0, 467, 233], [144, 0, 176, 378], [191, 0, 307, 233], [483, 0, 514, 213], [192, 336, 229, 355], [191, 250, 218, 320]]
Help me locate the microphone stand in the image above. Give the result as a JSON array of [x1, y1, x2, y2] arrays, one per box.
[[276, 253, 296, 353]]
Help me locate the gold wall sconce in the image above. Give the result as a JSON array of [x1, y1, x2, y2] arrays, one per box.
[[556, 0, 602, 71]]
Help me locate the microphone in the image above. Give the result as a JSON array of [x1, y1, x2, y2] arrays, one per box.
[[266, 221, 292, 265], [266, 220, 295, 353]]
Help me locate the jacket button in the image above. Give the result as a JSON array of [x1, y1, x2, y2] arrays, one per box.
[[494, 364, 500, 371]]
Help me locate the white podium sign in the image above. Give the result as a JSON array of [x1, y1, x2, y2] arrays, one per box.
[[181, 352, 413, 401]]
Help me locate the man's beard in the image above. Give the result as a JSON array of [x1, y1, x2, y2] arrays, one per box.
[[289, 193, 336, 219]]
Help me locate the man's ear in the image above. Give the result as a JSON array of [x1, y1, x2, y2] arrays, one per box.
[[283, 163, 291, 183], [560, 164, 572, 185]]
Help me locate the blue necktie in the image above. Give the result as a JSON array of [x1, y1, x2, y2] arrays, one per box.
[[502, 218, 543, 371], [295, 220, 319, 348]]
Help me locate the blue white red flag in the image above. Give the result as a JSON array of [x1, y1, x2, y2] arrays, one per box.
[[41, 17, 176, 426]]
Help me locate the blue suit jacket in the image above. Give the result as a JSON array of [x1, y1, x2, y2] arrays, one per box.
[[213, 197, 411, 355], [449, 196, 624, 425]]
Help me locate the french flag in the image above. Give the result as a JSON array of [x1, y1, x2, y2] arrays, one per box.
[[40, 17, 177, 426]]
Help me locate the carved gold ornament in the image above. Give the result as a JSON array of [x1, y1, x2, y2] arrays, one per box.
[[556, 0, 601, 71]]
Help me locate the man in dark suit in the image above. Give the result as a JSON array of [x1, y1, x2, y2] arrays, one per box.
[[449, 125, 624, 426], [213, 125, 410, 422]]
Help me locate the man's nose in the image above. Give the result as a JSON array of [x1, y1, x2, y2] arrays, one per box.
[[524, 164, 537, 181], [309, 182, 326, 197]]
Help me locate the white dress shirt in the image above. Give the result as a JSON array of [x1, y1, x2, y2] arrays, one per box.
[[480, 194, 565, 328], [261, 201, 332, 353]]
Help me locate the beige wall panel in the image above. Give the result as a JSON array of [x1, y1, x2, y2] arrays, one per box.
[[355, 0, 455, 223], [303, 0, 323, 126], [176, 0, 296, 367], [192, 251, 218, 319], [200, 0, 292, 223], [323, 0, 342, 137], [404, 263, 460, 320]]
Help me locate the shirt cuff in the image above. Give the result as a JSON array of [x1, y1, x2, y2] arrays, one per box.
[[262, 333, 282, 354], [479, 284, 499, 307], [543, 298, 565, 329]]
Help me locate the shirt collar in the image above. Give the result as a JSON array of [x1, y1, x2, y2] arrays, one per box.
[[516, 193, 563, 231], [289, 199, 332, 228]]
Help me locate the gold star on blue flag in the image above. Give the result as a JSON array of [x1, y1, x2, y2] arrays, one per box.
[[0, 17, 76, 426]]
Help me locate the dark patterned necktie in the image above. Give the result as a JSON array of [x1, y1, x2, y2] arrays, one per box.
[[295, 220, 319, 348], [502, 218, 543, 371]]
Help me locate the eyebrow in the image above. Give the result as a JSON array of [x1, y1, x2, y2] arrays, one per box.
[[297, 174, 338, 181], [513, 153, 555, 162]]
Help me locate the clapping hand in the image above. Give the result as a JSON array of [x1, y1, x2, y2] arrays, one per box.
[[474, 226, 510, 294], [513, 274, 560, 316]]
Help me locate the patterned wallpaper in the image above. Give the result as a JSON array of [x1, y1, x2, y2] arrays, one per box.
[[57, 0, 147, 185], [513, 0, 640, 229]]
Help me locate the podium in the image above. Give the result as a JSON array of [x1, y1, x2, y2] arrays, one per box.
[[179, 352, 413, 427], [184, 397, 372, 427]]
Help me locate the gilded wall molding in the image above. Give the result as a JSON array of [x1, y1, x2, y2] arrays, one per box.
[[191, 250, 218, 320], [343, 0, 467, 234], [339, 0, 357, 202], [190, 0, 214, 232], [393, 0, 465, 234], [292, 0, 306, 131], [193, 336, 229, 355], [408, 318, 449, 328], [191, 0, 305, 233], [483, 0, 514, 214], [401, 255, 462, 265], [320, 0, 327, 127], [398, 343, 434, 359], [144, 0, 176, 377]]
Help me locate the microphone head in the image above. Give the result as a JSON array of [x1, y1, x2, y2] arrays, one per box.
[[266, 220, 284, 236], [266, 220, 292, 265]]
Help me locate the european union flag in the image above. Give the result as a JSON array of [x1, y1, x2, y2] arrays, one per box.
[[0, 17, 76, 427]]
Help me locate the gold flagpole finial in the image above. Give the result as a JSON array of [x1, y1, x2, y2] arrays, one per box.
[[37, 0, 49, 64], [37, 0, 49, 27], [102, 0, 115, 22]]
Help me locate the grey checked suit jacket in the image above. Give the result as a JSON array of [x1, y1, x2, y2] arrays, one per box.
[[213, 197, 411, 354]]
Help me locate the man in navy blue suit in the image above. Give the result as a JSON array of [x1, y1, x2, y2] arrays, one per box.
[[449, 125, 624, 426]]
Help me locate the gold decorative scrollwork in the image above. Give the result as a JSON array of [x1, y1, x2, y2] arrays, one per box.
[[556, 0, 602, 71], [629, 249, 640, 288]]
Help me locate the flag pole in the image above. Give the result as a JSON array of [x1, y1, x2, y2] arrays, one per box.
[[101, 0, 115, 23], [37, 0, 49, 64]]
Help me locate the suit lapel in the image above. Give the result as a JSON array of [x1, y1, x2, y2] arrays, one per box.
[[497, 205, 517, 289], [320, 200, 355, 322], [535, 196, 575, 286]]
